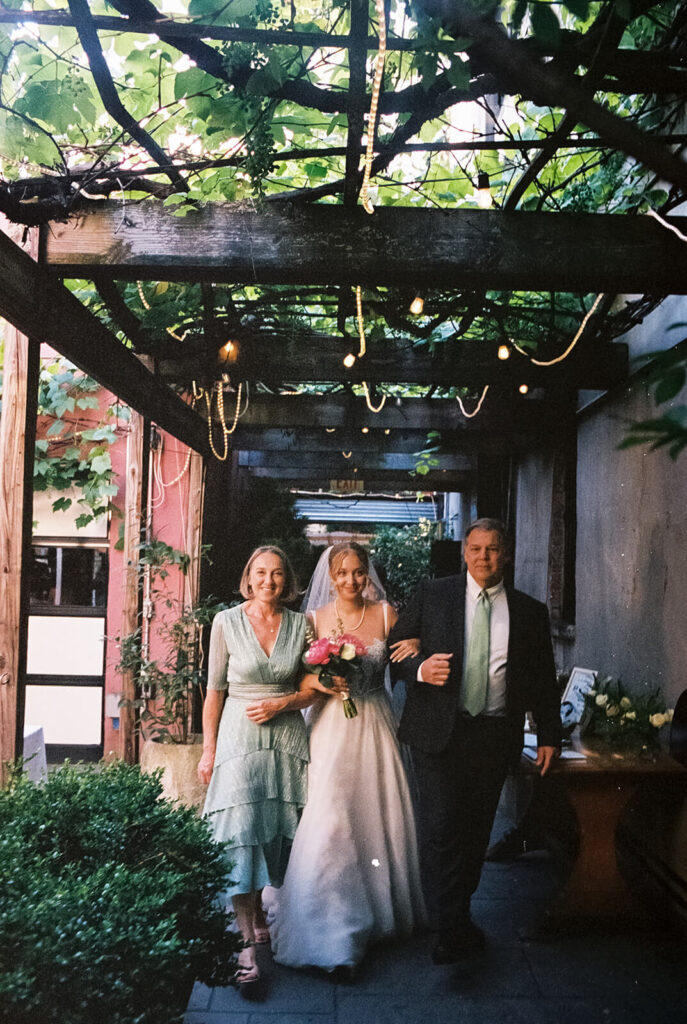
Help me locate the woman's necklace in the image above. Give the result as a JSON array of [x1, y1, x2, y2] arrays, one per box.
[[246, 605, 281, 634], [334, 598, 366, 636]]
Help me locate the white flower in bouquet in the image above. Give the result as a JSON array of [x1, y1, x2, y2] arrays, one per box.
[[650, 712, 667, 728], [606, 704, 620, 717], [620, 696, 632, 710], [595, 693, 609, 707], [624, 710, 637, 721]]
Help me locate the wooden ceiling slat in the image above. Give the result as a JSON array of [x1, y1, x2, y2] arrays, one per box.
[[45, 204, 687, 293]]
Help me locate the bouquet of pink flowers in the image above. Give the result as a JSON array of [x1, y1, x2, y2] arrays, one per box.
[[303, 633, 367, 719]]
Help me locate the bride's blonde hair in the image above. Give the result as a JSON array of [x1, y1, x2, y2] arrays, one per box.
[[328, 542, 370, 580]]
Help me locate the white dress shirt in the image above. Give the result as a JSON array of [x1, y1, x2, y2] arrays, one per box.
[[418, 572, 510, 715]]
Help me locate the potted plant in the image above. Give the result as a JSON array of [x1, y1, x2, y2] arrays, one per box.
[[117, 539, 225, 806]]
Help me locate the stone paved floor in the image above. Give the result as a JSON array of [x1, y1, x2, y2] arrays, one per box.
[[184, 854, 687, 1024]]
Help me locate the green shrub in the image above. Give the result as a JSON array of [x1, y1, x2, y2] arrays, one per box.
[[370, 519, 438, 608], [0, 761, 239, 1024]]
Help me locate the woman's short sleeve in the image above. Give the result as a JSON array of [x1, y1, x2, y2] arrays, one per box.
[[206, 613, 229, 690]]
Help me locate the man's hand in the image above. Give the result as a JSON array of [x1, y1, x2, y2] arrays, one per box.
[[535, 745, 559, 776], [419, 653, 453, 686]]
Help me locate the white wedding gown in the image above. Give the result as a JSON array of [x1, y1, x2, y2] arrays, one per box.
[[266, 637, 426, 970]]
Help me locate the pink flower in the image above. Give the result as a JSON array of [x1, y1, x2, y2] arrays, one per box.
[[305, 637, 332, 665], [339, 633, 367, 657]]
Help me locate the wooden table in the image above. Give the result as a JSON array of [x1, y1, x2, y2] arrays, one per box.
[[521, 732, 686, 929]]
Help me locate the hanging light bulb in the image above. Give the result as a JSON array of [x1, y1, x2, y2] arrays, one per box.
[[361, 426, 369, 434], [497, 344, 510, 361], [343, 352, 356, 368], [384, 428, 390, 435], [476, 171, 492, 209], [519, 384, 529, 394], [219, 339, 239, 363], [409, 294, 424, 315]]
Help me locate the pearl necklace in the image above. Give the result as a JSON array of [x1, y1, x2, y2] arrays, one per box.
[[334, 598, 366, 636]]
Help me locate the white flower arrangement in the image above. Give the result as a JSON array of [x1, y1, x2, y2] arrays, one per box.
[[582, 676, 674, 754]]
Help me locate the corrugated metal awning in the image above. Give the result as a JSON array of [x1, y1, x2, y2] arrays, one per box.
[[294, 497, 439, 524]]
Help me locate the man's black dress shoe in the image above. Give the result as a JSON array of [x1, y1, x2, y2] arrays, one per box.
[[432, 921, 486, 964]]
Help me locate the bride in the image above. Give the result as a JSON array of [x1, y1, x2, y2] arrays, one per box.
[[267, 542, 425, 974]]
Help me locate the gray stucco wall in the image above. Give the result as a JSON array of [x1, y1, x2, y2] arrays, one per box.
[[513, 452, 554, 605], [573, 378, 687, 707]]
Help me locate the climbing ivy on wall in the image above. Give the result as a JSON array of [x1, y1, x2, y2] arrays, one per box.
[[33, 358, 126, 528]]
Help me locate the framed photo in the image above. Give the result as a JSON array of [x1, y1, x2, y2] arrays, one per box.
[[560, 667, 597, 731]]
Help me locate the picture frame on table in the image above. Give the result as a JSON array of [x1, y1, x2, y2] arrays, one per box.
[[560, 667, 597, 735]]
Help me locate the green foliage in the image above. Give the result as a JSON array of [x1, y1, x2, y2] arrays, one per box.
[[230, 477, 318, 599], [619, 329, 687, 458], [370, 518, 438, 609], [0, 760, 239, 1024], [33, 359, 123, 528], [117, 540, 225, 743]]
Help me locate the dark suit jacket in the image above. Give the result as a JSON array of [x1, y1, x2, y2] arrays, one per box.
[[388, 573, 561, 757]]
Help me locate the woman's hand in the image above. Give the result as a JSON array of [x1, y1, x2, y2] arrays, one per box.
[[197, 748, 215, 785], [389, 637, 421, 662], [245, 697, 285, 724]]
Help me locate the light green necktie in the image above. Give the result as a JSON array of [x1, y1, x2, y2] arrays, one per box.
[[461, 589, 491, 716]]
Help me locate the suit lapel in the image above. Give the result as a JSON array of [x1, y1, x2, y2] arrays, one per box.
[[448, 574, 466, 663]]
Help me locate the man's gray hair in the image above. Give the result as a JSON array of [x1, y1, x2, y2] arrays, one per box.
[[464, 517, 511, 550]]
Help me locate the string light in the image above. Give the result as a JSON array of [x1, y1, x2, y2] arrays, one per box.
[[519, 384, 529, 395], [512, 293, 605, 366], [361, 427, 369, 434], [219, 340, 239, 363], [476, 171, 492, 209], [342, 450, 353, 459], [409, 295, 424, 315], [497, 344, 510, 360], [362, 380, 387, 413], [355, 286, 367, 357], [343, 352, 356, 368], [456, 385, 489, 419], [193, 380, 246, 461], [360, 0, 387, 215], [384, 428, 390, 435], [325, 427, 336, 433], [136, 281, 188, 341]]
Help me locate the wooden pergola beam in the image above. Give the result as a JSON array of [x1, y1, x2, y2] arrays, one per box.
[[164, 336, 626, 389], [238, 450, 471, 473], [45, 204, 687, 293], [234, 392, 564, 432], [0, 228, 208, 453], [243, 467, 472, 491]]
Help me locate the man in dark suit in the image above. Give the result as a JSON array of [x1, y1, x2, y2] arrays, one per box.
[[389, 518, 560, 964]]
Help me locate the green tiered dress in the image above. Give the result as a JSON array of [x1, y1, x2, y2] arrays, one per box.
[[202, 604, 308, 897]]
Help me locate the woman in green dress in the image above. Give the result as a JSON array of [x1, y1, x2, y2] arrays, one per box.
[[197, 546, 317, 987]]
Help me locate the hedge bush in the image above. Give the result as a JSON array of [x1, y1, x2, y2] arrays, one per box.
[[0, 761, 240, 1024]]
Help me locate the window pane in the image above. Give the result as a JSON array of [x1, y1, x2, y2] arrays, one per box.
[[30, 547, 108, 608]]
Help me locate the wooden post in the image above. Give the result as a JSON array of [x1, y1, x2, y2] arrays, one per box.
[[0, 224, 39, 787], [119, 410, 146, 764], [185, 451, 206, 607], [185, 451, 205, 736]]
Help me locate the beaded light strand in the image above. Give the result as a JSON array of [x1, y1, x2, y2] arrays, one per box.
[[360, 0, 388, 215]]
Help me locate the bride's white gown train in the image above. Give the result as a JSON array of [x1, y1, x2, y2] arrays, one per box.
[[266, 639, 426, 970]]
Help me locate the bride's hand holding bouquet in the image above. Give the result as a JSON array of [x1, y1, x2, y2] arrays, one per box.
[[303, 633, 367, 718]]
